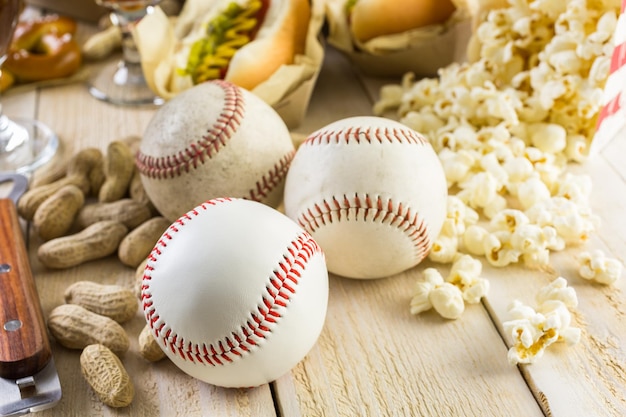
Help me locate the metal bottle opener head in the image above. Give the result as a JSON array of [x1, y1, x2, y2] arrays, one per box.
[[0, 173, 62, 415], [0, 358, 61, 416]]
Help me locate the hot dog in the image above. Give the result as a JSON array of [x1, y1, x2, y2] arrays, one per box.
[[345, 0, 457, 43], [141, 0, 310, 96]]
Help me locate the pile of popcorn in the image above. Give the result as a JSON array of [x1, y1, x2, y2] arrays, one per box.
[[375, 0, 622, 274], [377, 0, 625, 362]]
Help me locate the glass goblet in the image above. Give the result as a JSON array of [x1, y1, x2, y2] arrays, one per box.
[[88, 0, 164, 106], [1, 0, 58, 174]]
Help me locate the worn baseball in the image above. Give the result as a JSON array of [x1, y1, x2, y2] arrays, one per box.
[[141, 198, 329, 388], [136, 80, 295, 221], [284, 116, 447, 279]]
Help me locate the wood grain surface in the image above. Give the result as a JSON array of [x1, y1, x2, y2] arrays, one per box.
[[1, 14, 625, 417]]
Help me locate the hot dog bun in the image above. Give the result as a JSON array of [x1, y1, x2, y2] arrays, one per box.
[[226, 0, 310, 90], [348, 0, 457, 42], [172, 0, 310, 92]]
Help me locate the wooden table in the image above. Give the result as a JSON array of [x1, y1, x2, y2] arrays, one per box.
[[2, 17, 626, 417]]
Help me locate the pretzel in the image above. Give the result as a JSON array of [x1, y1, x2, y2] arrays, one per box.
[[3, 15, 82, 83]]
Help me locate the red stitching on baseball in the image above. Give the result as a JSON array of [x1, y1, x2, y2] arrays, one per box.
[[247, 150, 295, 202], [297, 194, 432, 263], [141, 198, 322, 367], [135, 80, 245, 179], [303, 126, 429, 146]]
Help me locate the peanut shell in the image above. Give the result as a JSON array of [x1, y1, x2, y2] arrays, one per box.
[[64, 281, 137, 323], [37, 220, 128, 269], [80, 344, 134, 408], [47, 304, 129, 354]]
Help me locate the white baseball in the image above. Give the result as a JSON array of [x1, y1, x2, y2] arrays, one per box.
[[284, 116, 447, 279], [141, 198, 329, 388], [136, 80, 295, 221]]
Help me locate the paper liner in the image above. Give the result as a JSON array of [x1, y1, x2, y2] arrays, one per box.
[[324, 0, 474, 77], [347, 21, 472, 78], [133, 0, 325, 129]]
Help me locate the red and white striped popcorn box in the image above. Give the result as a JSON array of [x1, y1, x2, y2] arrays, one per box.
[[591, 0, 626, 155]]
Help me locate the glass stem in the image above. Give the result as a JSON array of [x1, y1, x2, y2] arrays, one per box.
[[110, 6, 155, 66], [0, 102, 28, 154]]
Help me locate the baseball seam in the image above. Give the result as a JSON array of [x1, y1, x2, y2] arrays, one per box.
[[141, 198, 322, 366], [135, 80, 244, 180], [304, 126, 429, 146], [296, 194, 432, 263], [248, 150, 296, 202]]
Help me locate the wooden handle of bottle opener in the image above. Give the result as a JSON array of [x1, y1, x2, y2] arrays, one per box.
[[0, 198, 51, 379]]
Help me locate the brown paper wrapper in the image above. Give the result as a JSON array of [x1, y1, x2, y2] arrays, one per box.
[[133, 0, 325, 129], [325, 0, 474, 77]]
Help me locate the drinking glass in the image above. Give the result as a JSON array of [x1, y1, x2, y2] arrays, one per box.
[[0, 0, 58, 173], [88, 0, 163, 106]]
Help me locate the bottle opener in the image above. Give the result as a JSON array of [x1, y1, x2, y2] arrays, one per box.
[[0, 173, 62, 415]]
